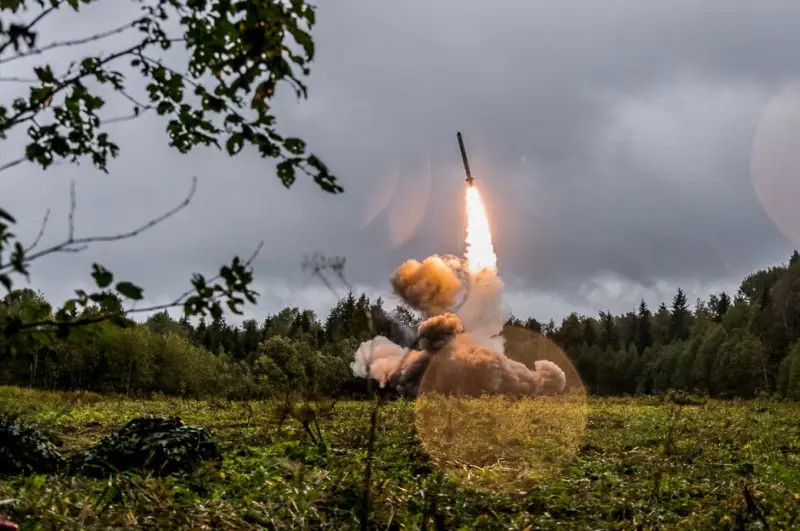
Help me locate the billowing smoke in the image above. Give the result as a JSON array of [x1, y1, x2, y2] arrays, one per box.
[[390, 256, 463, 316], [418, 312, 463, 351], [422, 336, 566, 397], [387, 348, 431, 398], [351, 336, 407, 388], [352, 254, 567, 399]]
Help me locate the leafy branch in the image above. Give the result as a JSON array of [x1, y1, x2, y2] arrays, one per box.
[[9, 240, 263, 336], [0, 0, 343, 337]]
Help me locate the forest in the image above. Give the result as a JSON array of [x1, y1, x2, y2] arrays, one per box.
[[3, 250, 800, 401]]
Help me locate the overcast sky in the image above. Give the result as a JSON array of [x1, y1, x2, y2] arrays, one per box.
[[3, 0, 800, 324]]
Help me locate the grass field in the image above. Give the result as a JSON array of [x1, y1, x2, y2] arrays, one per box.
[[1, 386, 799, 529]]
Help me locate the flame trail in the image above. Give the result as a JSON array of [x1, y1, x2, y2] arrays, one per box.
[[465, 185, 497, 274]]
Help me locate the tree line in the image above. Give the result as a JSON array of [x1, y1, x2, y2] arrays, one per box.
[[3, 251, 800, 400], [511, 250, 800, 399], [0, 290, 417, 399]]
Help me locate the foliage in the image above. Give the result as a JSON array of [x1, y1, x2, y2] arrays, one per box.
[[0, 389, 799, 528], [5, 251, 800, 401], [0, 0, 340, 340], [538, 250, 800, 399]]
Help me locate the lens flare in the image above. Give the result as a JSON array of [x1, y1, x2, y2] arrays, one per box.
[[465, 185, 497, 274]]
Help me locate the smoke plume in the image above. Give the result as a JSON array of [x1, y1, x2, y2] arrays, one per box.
[[351, 336, 406, 388], [418, 313, 463, 351], [352, 256, 567, 398], [353, 183, 567, 399], [390, 256, 463, 316], [420, 336, 566, 397]]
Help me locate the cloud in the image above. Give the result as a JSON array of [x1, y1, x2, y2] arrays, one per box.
[[2, 0, 799, 325]]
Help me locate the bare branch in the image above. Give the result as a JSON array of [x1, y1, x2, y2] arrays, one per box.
[[68, 180, 75, 241], [0, 157, 26, 173], [302, 252, 352, 297], [102, 85, 154, 123], [25, 208, 51, 253], [58, 244, 87, 253], [302, 252, 341, 298], [0, 176, 198, 273], [0, 76, 38, 83], [116, 87, 151, 111], [103, 108, 150, 125], [0, 20, 138, 65]]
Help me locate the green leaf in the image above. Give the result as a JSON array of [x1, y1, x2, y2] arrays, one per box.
[[276, 159, 296, 188], [0, 207, 15, 223], [33, 65, 55, 83], [62, 299, 77, 315], [91, 264, 113, 288], [226, 133, 243, 155], [116, 281, 143, 300], [284, 137, 305, 155]]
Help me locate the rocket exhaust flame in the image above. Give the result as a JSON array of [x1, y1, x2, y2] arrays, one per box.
[[465, 185, 497, 274]]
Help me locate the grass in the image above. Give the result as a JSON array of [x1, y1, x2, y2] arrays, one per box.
[[0, 386, 798, 529]]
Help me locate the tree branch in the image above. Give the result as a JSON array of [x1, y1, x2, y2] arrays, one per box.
[[24, 208, 50, 253], [0, 157, 26, 173], [0, 76, 38, 83], [67, 180, 75, 241], [302, 252, 352, 297], [133, 239, 264, 316], [0, 94, 153, 176], [16, 240, 264, 332], [0, 20, 138, 65], [0, 175, 198, 274], [0, 40, 154, 134], [0, 0, 65, 57]]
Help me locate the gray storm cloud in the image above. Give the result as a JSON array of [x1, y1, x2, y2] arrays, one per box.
[[3, 0, 797, 326]]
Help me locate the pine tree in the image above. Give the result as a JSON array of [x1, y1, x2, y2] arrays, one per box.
[[709, 292, 731, 322], [505, 314, 523, 327], [582, 318, 597, 346], [598, 311, 618, 350], [692, 324, 725, 394], [556, 313, 583, 351], [622, 311, 637, 349], [391, 305, 420, 329], [524, 317, 542, 333], [240, 319, 261, 359], [651, 302, 671, 345], [636, 299, 652, 353], [670, 288, 691, 341]]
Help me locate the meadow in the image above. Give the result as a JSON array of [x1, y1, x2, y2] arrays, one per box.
[[1, 386, 799, 529]]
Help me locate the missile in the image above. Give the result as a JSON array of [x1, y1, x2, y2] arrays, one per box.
[[457, 131, 474, 186]]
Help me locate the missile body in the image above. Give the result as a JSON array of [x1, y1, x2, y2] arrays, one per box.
[[457, 132, 474, 186]]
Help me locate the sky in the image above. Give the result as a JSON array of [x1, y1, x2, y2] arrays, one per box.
[[3, 0, 800, 325]]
